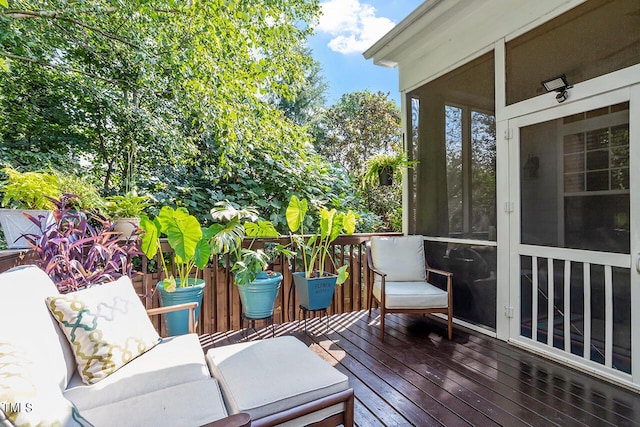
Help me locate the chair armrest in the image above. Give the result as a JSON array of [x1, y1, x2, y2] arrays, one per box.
[[200, 413, 251, 427], [426, 268, 453, 297], [426, 267, 453, 278], [369, 265, 387, 278], [146, 302, 198, 334]]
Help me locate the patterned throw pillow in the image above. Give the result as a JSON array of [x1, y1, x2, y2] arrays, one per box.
[[46, 276, 161, 385], [0, 342, 93, 427]]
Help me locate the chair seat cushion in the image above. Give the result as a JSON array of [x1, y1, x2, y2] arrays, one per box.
[[373, 281, 448, 309], [64, 333, 211, 413], [78, 379, 228, 427], [206, 336, 349, 422]]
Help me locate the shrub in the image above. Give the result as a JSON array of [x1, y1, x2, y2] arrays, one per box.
[[23, 195, 142, 293]]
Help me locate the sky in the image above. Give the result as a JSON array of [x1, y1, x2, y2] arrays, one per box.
[[308, 0, 424, 107]]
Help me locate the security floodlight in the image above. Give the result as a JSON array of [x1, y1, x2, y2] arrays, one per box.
[[541, 74, 572, 103]]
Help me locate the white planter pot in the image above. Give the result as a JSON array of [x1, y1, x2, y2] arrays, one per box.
[[113, 217, 140, 240], [0, 209, 54, 249]]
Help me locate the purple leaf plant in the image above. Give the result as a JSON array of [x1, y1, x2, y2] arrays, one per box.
[[23, 194, 142, 293]]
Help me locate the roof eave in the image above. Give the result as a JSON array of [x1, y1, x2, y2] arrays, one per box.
[[362, 0, 444, 63]]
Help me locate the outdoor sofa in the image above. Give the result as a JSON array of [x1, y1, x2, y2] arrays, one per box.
[[0, 265, 354, 426]]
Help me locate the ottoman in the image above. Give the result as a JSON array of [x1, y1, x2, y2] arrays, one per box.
[[206, 336, 354, 426]]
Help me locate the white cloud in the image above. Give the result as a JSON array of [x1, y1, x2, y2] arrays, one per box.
[[316, 0, 395, 55]]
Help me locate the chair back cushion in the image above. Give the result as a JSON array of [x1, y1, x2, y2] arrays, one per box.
[[0, 265, 76, 391], [0, 341, 93, 426], [370, 235, 426, 282]]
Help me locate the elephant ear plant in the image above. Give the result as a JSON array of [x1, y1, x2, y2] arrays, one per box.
[[286, 195, 356, 285], [139, 206, 213, 291]]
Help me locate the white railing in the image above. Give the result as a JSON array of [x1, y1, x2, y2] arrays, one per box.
[[519, 244, 630, 373]]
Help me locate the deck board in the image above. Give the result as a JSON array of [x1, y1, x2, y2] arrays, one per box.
[[199, 310, 640, 427]]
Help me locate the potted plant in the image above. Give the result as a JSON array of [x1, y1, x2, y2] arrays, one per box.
[[56, 172, 106, 213], [0, 166, 61, 249], [139, 206, 214, 336], [286, 195, 356, 311], [105, 191, 151, 240], [362, 151, 417, 187], [22, 195, 141, 293], [209, 201, 291, 319]]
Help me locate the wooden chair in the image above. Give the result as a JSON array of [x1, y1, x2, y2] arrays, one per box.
[[367, 235, 453, 341]]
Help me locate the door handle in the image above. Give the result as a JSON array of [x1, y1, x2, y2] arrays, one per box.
[[636, 253, 640, 274]]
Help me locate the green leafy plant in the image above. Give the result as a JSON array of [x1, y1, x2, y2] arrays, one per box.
[[139, 206, 214, 292], [286, 195, 356, 285], [56, 173, 106, 213], [361, 152, 417, 188], [209, 201, 292, 287], [105, 191, 151, 218], [0, 166, 61, 210]]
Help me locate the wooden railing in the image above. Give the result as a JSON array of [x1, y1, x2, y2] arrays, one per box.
[[0, 233, 400, 335]]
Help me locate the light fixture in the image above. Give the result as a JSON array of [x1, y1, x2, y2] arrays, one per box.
[[541, 74, 572, 103]]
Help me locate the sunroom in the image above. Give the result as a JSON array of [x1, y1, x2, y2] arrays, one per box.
[[365, 0, 640, 391]]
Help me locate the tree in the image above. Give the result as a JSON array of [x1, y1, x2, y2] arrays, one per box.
[[274, 50, 328, 127], [0, 0, 376, 231], [313, 90, 402, 176], [1, 0, 321, 193], [313, 90, 403, 231]]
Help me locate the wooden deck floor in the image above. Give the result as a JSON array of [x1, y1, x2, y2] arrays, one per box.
[[199, 310, 640, 427]]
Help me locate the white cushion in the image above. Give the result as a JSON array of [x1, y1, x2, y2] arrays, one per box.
[[370, 235, 426, 282], [47, 276, 161, 385], [373, 281, 448, 309], [0, 265, 75, 390], [64, 333, 210, 412], [206, 336, 349, 422], [78, 379, 227, 427], [0, 341, 92, 427]]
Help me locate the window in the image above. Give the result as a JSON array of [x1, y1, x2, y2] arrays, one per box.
[[444, 105, 496, 239], [520, 103, 630, 253], [407, 51, 495, 240]]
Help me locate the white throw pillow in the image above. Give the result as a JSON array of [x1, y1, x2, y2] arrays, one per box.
[[370, 235, 427, 282], [46, 276, 161, 385], [0, 341, 93, 427]]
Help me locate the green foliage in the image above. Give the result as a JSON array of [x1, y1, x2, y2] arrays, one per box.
[[105, 191, 150, 219], [0, 166, 60, 209], [140, 206, 212, 291], [0, 3, 399, 236], [1, 0, 321, 195], [362, 152, 417, 188], [286, 195, 355, 285], [313, 91, 405, 232], [56, 172, 105, 212], [313, 90, 402, 176], [209, 201, 290, 287]]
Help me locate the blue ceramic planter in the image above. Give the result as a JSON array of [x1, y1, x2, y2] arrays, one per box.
[[157, 278, 205, 336], [237, 271, 283, 319], [292, 272, 337, 311]]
